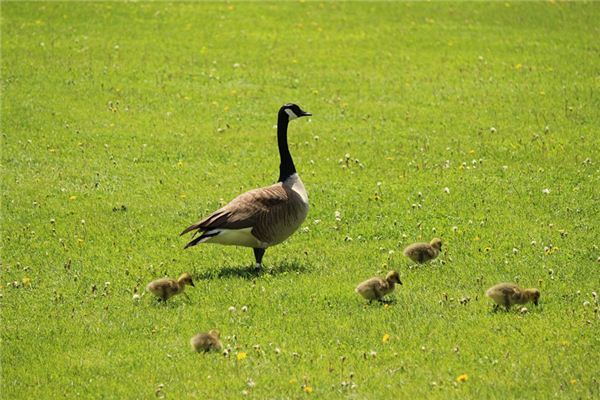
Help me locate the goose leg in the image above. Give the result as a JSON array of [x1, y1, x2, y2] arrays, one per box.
[[253, 248, 265, 270], [503, 297, 511, 312]]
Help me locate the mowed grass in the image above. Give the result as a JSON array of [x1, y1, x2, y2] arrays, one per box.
[[2, 2, 599, 398]]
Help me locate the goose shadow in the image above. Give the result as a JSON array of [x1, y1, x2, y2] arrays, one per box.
[[195, 261, 309, 280]]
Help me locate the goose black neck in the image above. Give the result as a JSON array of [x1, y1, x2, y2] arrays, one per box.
[[277, 111, 296, 182]]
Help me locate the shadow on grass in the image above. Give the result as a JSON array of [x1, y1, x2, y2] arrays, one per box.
[[195, 261, 309, 280]]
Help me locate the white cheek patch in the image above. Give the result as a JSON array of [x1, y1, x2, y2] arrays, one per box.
[[284, 108, 298, 120]]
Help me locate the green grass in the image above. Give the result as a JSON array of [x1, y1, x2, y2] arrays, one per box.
[[2, 1, 600, 398]]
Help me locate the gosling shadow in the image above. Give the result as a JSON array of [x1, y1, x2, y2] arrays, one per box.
[[196, 261, 309, 280]]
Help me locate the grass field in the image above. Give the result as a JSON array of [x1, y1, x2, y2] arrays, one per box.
[[2, 1, 600, 398]]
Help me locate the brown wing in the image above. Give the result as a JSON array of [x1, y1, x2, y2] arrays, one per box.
[[180, 183, 289, 236], [497, 284, 520, 299]]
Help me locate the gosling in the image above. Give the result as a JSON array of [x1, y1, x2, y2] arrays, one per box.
[[403, 238, 442, 264], [355, 271, 402, 302], [146, 272, 195, 302], [485, 282, 540, 312], [190, 330, 223, 353]]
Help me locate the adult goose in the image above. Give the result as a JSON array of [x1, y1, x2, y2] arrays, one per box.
[[180, 103, 311, 269]]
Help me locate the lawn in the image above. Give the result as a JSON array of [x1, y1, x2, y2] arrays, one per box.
[[1, 1, 599, 399]]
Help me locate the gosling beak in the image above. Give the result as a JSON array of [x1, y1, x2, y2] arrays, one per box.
[[190, 281, 195, 288], [398, 280, 403, 285]]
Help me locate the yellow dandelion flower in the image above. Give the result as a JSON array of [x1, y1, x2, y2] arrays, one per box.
[[22, 277, 31, 287], [237, 352, 247, 361], [515, 63, 522, 70], [383, 303, 390, 310], [179, 194, 187, 199], [468, 149, 476, 154], [570, 379, 577, 385], [382, 333, 390, 344], [69, 195, 77, 201], [303, 385, 313, 394], [456, 373, 468, 382], [77, 238, 84, 244]]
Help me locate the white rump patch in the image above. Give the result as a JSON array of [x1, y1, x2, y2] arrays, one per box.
[[284, 108, 298, 120], [203, 227, 263, 248]]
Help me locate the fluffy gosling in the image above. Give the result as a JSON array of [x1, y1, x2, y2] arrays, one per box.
[[355, 271, 402, 302], [190, 330, 223, 353], [146, 272, 195, 302], [403, 238, 442, 264], [485, 282, 540, 312]]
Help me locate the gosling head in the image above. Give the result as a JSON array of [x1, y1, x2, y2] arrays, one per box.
[[529, 289, 541, 306], [208, 329, 220, 338], [178, 272, 195, 287], [386, 271, 402, 285], [430, 238, 443, 250], [280, 103, 312, 121]]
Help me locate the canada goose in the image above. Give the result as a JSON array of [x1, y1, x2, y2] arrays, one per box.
[[181, 103, 311, 269], [355, 271, 402, 302], [403, 238, 442, 264], [146, 272, 195, 302], [485, 282, 540, 311], [190, 329, 223, 353]]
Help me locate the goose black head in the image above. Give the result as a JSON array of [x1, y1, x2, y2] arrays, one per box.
[[280, 103, 311, 121]]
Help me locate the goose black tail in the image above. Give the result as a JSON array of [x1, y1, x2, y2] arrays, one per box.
[[183, 231, 220, 249]]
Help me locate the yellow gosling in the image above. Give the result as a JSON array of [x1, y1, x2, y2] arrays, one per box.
[[190, 330, 223, 353], [355, 271, 402, 302], [146, 272, 195, 302], [485, 282, 540, 312], [403, 238, 442, 264]]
